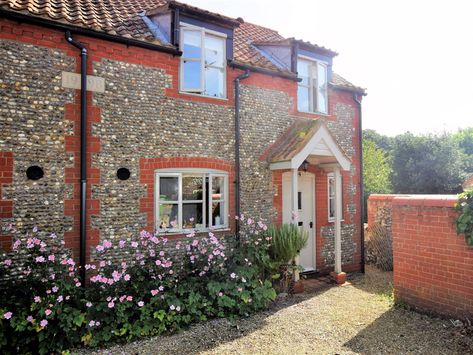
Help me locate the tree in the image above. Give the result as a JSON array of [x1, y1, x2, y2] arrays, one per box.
[[363, 138, 392, 221], [453, 127, 473, 173], [391, 133, 465, 194], [363, 129, 394, 153]]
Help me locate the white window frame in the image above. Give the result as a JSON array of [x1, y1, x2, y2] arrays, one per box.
[[327, 173, 343, 222], [297, 55, 328, 114], [155, 168, 229, 233], [179, 22, 227, 98]]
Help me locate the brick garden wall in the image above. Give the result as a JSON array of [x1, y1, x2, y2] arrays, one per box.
[[369, 194, 473, 319]]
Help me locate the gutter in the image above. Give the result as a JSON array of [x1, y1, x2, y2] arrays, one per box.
[[65, 31, 87, 285], [229, 61, 301, 82], [353, 93, 365, 274], [234, 70, 250, 240], [1, 9, 182, 56]]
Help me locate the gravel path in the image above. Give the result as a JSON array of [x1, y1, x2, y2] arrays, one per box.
[[77, 267, 473, 355]]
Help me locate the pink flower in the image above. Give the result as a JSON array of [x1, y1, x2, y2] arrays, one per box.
[[40, 319, 48, 327], [218, 292, 223, 297], [45, 309, 52, 316], [3, 312, 12, 320], [169, 270, 174, 275], [48, 255, 55, 262], [159, 250, 165, 257], [99, 261, 106, 267], [52, 286, 59, 293], [96, 245, 104, 252], [119, 240, 126, 248], [26, 315, 33, 322], [89, 320, 96, 327], [106, 296, 112, 302], [34, 296, 41, 303], [230, 272, 236, 279], [126, 296, 133, 302], [158, 286, 164, 291], [124, 274, 131, 281], [35, 256, 45, 263], [76, 282, 81, 287], [86, 302, 92, 308], [95, 321, 101, 326], [108, 301, 115, 308], [3, 259, 12, 266], [57, 295, 63, 303], [237, 287, 243, 292], [137, 301, 144, 307], [192, 239, 199, 247], [103, 240, 112, 249], [151, 289, 159, 296], [12, 239, 21, 250], [131, 241, 138, 248], [155, 260, 161, 266], [247, 218, 254, 225]]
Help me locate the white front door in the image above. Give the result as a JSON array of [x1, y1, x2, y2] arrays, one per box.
[[282, 171, 316, 271]]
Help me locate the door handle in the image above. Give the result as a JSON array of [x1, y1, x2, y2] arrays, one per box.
[[298, 221, 303, 226], [309, 222, 313, 228]]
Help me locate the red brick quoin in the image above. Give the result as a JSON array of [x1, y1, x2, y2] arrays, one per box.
[[0, 152, 13, 251], [139, 157, 235, 236]]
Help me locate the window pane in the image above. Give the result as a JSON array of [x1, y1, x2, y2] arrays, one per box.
[[183, 203, 203, 228], [159, 176, 178, 201], [204, 67, 224, 97], [205, 34, 224, 67], [182, 175, 203, 200], [317, 63, 327, 113], [329, 177, 335, 197], [183, 30, 201, 58], [329, 198, 335, 219], [211, 176, 224, 200], [297, 86, 310, 112], [297, 60, 310, 85], [211, 202, 224, 226], [159, 203, 179, 229], [183, 60, 202, 91]]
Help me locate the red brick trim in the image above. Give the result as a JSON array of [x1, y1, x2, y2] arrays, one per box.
[[139, 157, 235, 233], [0, 152, 13, 251]]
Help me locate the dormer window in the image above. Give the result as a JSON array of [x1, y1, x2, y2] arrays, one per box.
[[297, 57, 328, 114], [180, 23, 226, 98]]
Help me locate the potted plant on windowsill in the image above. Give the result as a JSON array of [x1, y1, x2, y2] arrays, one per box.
[[268, 223, 308, 294]]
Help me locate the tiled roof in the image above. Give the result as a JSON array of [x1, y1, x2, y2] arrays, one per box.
[[266, 118, 323, 163], [331, 73, 366, 94], [0, 0, 363, 91]]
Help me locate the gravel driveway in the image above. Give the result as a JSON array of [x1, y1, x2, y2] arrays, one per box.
[[77, 267, 473, 355]]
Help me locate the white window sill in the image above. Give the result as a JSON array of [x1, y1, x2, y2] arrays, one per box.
[[328, 219, 344, 223], [157, 227, 231, 235], [179, 91, 228, 101], [298, 109, 329, 116]]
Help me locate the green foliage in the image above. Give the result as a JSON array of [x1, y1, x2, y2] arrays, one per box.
[[391, 133, 465, 194], [363, 129, 394, 153], [0, 222, 277, 353], [455, 188, 473, 246], [453, 128, 473, 172], [268, 223, 308, 264], [363, 138, 392, 221]]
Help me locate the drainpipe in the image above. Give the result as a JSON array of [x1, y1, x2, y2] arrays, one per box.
[[353, 93, 365, 273], [65, 31, 87, 284], [234, 70, 250, 240]]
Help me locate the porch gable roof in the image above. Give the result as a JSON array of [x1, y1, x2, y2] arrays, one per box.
[[265, 118, 351, 171]]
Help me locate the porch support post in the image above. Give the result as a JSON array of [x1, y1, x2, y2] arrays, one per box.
[[291, 168, 300, 282], [334, 166, 342, 274], [291, 168, 298, 220]]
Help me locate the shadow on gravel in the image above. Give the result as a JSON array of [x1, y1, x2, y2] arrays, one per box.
[[344, 308, 473, 355]]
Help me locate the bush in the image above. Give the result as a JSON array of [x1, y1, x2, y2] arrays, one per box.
[[0, 219, 276, 354], [455, 187, 473, 246]]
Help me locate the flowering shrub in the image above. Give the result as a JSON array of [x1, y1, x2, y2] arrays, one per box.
[[0, 218, 276, 354]]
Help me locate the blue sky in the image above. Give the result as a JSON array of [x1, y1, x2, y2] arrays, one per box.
[[185, 0, 473, 136]]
